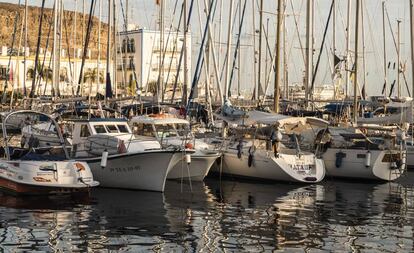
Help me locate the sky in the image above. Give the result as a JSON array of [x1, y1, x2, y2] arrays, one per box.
[[1, 0, 413, 97]]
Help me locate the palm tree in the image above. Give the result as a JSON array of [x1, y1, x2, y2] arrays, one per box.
[[83, 68, 104, 96]]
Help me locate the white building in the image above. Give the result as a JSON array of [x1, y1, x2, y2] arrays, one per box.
[[117, 28, 191, 98], [0, 47, 106, 97]]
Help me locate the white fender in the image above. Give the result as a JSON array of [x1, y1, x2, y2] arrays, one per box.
[[365, 151, 371, 168], [101, 150, 109, 168]]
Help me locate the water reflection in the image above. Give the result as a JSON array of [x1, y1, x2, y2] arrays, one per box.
[[0, 176, 413, 252]]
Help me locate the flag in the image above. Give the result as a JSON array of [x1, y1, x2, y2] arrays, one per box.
[[106, 73, 113, 98], [334, 54, 342, 69]]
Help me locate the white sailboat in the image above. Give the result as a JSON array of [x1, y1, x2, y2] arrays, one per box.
[[316, 126, 406, 181], [216, 111, 326, 183]]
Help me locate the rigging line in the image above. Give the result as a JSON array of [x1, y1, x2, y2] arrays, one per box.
[[163, 7, 184, 100], [218, 0, 241, 84], [228, 0, 247, 96], [38, 15, 54, 96], [310, 0, 334, 92], [29, 0, 46, 99], [119, 0, 146, 96], [384, 5, 411, 97], [289, 0, 306, 66], [187, 0, 215, 107], [76, 0, 97, 96], [1, 0, 22, 103], [364, 1, 383, 87], [62, 2, 75, 97], [171, 0, 197, 103]]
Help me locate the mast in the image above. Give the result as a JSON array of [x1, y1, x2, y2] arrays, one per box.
[[411, 0, 414, 99], [382, 2, 388, 97], [304, 0, 313, 108], [23, 0, 28, 96], [238, 0, 242, 97], [105, 0, 112, 103], [274, 0, 283, 113], [224, 0, 234, 100], [52, 0, 59, 98], [345, 0, 352, 98], [353, 0, 360, 124], [183, 0, 188, 105], [157, 0, 164, 102], [97, 0, 102, 96], [361, 1, 366, 99], [397, 19, 401, 98], [252, 0, 257, 99], [257, 0, 263, 99], [283, 2, 288, 100], [113, 0, 117, 97]]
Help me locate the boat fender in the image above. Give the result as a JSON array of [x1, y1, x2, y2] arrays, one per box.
[[101, 150, 108, 168], [185, 154, 191, 164], [118, 140, 127, 154], [335, 151, 346, 168], [365, 151, 371, 168], [248, 146, 256, 167], [237, 140, 243, 159]]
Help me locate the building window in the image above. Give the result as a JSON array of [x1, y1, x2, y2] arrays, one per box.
[[127, 39, 135, 53], [128, 56, 134, 70]]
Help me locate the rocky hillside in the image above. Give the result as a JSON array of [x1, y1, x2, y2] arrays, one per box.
[[0, 2, 109, 58]]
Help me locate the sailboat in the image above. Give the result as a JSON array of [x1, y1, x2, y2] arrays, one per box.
[[216, 111, 326, 183]]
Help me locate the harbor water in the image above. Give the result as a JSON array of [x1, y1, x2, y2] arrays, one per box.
[[1, 172, 414, 252]]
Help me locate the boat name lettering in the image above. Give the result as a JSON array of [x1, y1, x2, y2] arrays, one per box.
[[110, 166, 142, 173]]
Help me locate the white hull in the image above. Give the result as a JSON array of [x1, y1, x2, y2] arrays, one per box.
[[323, 148, 404, 181], [167, 151, 220, 181], [0, 160, 98, 195], [221, 148, 325, 183], [82, 150, 181, 192]]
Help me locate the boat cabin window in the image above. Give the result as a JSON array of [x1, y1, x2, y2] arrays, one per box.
[[106, 125, 119, 133], [80, 124, 91, 138], [94, 125, 107, 134], [155, 124, 178, 138], [133, 123, 155, 137], [117, 124, 129, 133], [175, 123, 190, 136]]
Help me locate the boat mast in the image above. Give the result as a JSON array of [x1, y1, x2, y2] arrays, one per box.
[[113, 0, 117, 98], [257, 0, 263, 100], [353, 0, 360, 124], [382, 2, 388, 97], [274, 0, 283, 113], [23, 0, 28, 96], [397, 19, 401, 98], [105, 0, 112, 103], [411, 0, 414, 99], [251, 0, 257, 100], [224, 0, 234, 100], [52, 0, 59, 98], [183, 0, 188, 106], [345, 0, 352, 98], [332, 0, 336, 99], [304, 0, 313, 108]]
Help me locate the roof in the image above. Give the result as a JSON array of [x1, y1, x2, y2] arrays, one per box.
[[130, 115, 189, 125], [72, 118, 128, 123]]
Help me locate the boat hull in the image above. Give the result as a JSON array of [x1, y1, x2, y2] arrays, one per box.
[[323, 148, 404, 181], [0, 160, 98, 195], [0, 177, 91, 195], [221, 149, 325, 183], [167, 152, 220, 181], [81, 150, 181, 192]]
